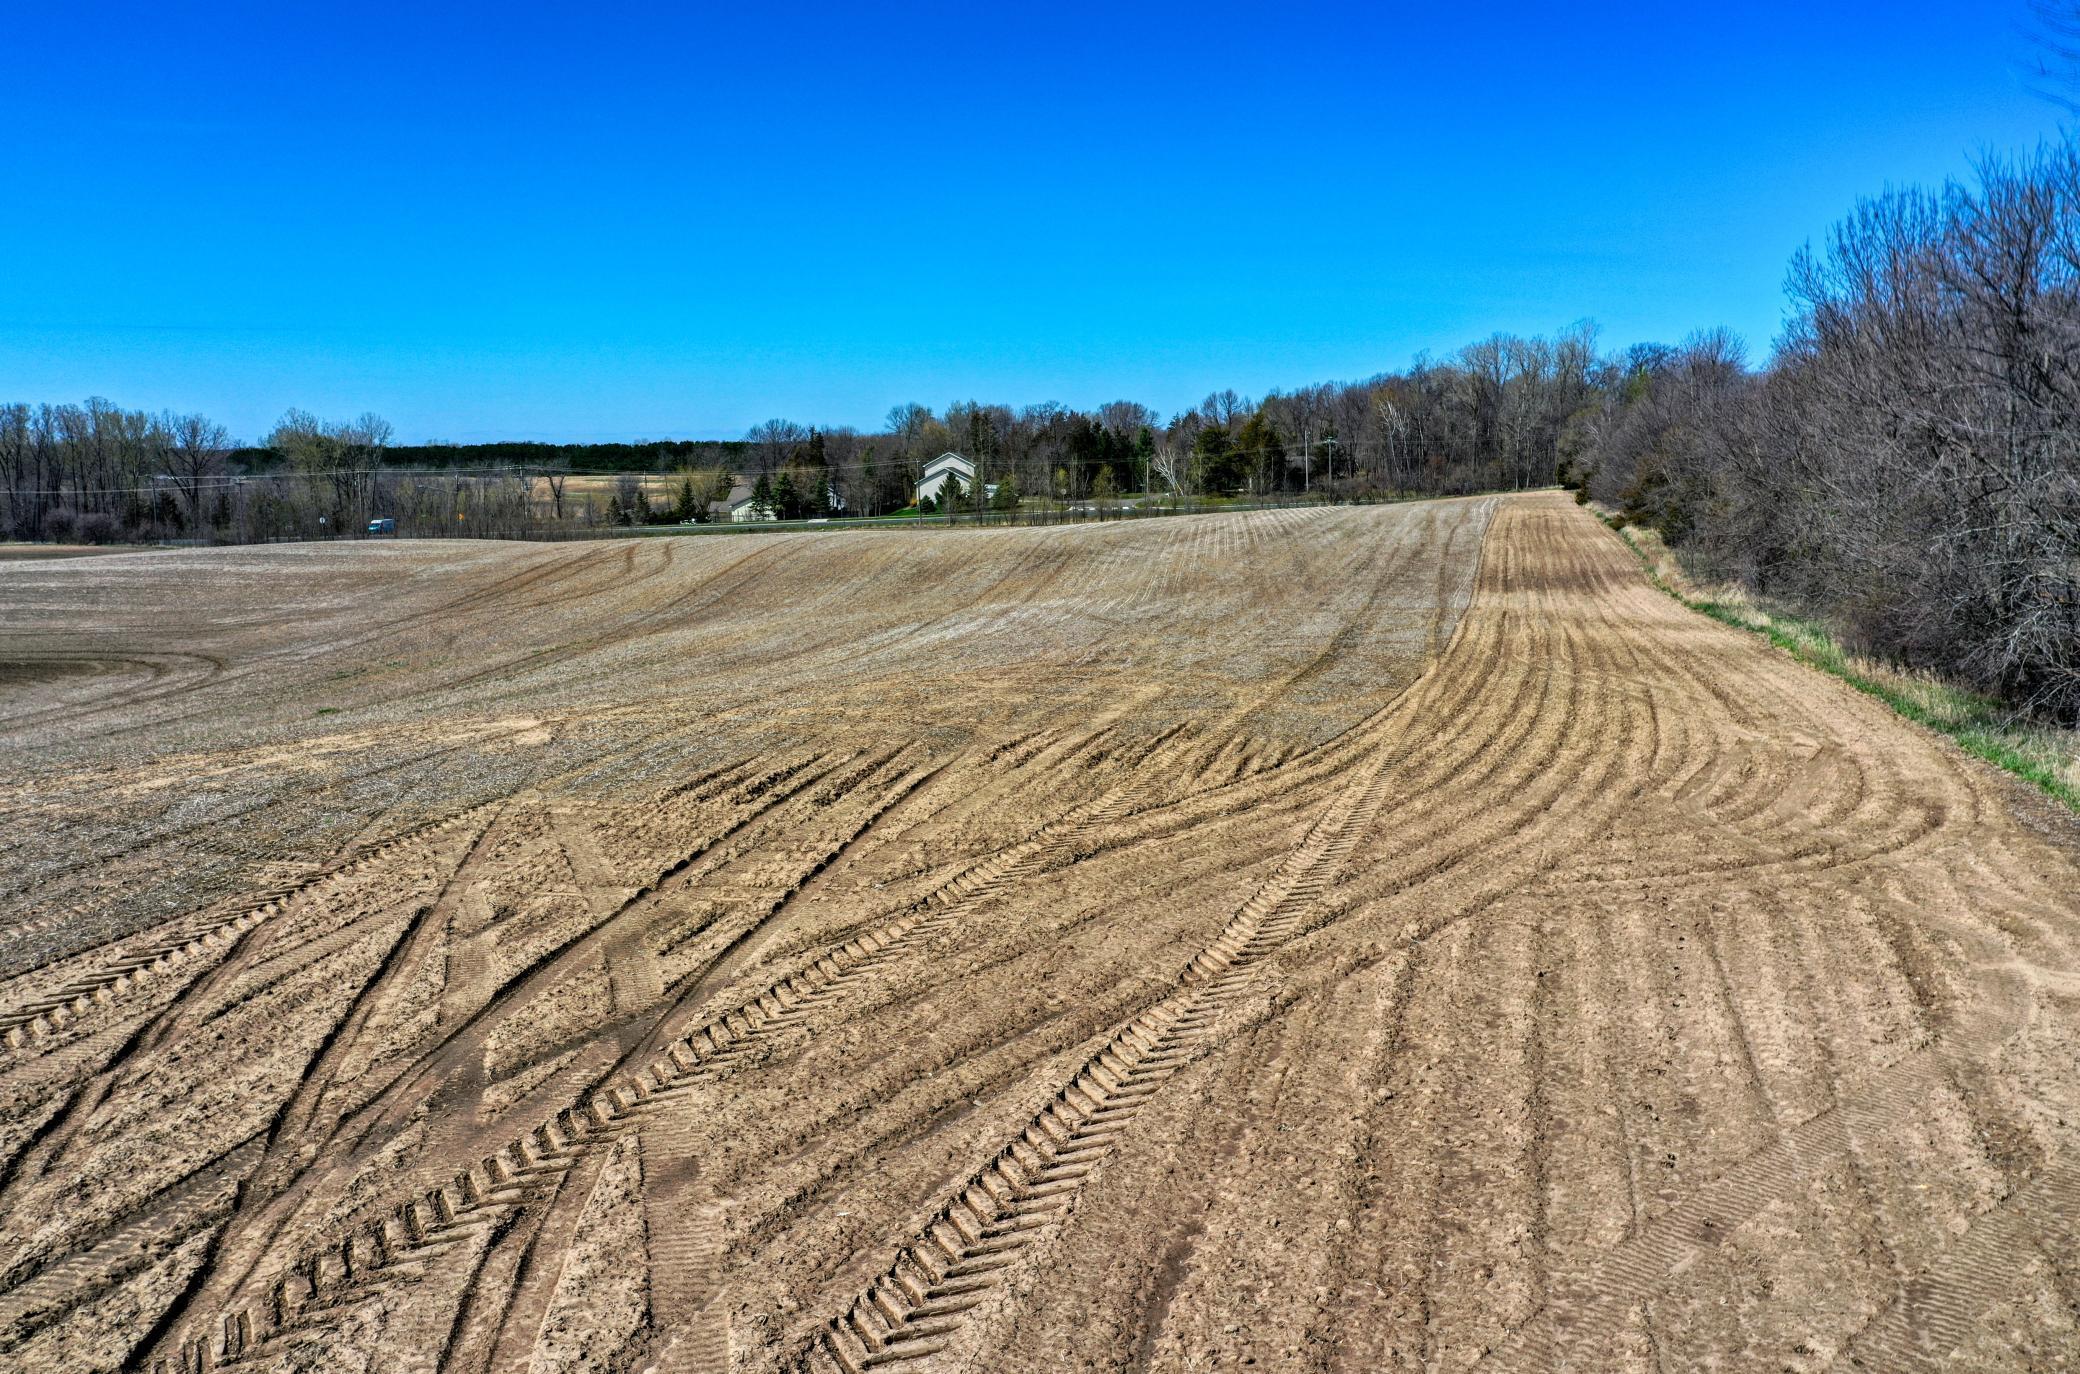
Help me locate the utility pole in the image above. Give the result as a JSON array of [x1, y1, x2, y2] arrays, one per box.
[[1317, 436, 1340, 494], [971, 411, 987, 528]]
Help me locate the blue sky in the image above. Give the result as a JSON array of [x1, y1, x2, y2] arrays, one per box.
[[2, 1, 2071, 442]]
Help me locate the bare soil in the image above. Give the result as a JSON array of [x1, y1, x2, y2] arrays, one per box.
[[1, 494, 2075, 1374]]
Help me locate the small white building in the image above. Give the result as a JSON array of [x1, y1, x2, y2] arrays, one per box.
[[707, 477, 843, 522], [708, 482, 774, 523], [915, 452, 997, 507]]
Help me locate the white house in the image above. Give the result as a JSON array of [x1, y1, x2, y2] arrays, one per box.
[[915, 452, 997, 507], [704, 476, 849, 522], [707, 482, 774, 523]]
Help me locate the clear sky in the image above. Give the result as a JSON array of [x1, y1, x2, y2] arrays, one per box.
[[2, 2, 2072, 443]]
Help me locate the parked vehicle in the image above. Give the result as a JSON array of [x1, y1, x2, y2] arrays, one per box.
[[367, 517, 397, 536]]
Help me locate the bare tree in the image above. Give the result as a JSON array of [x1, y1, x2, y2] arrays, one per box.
[[1200, 389, 1247, 429], [164, 412, 230, 534], [885, 403, 931, 452], [1580, 141, 2080, 721], [267, 408, 391, 533], [2029, 1, 2080, 110], [747, 418, 808, 476], [1148, 434, 1189, 500]]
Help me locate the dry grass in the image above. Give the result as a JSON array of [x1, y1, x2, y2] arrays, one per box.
[[535, 474, 686, 499], [1613, 516, 2080, 808]]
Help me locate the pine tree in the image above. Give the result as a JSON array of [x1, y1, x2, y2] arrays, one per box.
[[1237, 412, 1286, 492], [1193, 427, 1244, 494]]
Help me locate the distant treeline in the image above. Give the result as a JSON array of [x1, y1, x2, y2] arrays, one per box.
[[227, 438, 754, 475], [7, 141, 2075, 720], [0, 336, 1620, 544]]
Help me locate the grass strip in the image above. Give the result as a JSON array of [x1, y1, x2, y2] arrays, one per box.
[[1602, 513, 2079, 814]]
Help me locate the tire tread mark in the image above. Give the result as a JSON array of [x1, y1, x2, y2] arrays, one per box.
[[1839, 1160, 2080, 1369], [0, 803, 493, 1055], [795, 745, 1401, 1374], [151, 738, 1196, 1371]]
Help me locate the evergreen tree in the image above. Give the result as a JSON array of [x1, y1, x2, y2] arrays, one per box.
[[1193, 427, 1244, 494], [612, 474, 651, 525], [1237, 412, 1286, 492], [751, 471, 773, 518]]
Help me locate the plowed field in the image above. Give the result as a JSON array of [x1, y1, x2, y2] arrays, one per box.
[[1, 494, 2075, 1374]]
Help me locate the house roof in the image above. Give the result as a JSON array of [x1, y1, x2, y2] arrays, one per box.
[[922, 452, 974, 478]]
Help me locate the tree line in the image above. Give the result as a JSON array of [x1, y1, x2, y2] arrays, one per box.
[[0, 329, 1619, 542], [0, 405, 424, 544], [1576, 139, 2079, 724], [712, 334, 1606, 525], [7, 137, 2075, 720], [237, 437, 757, 476]]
